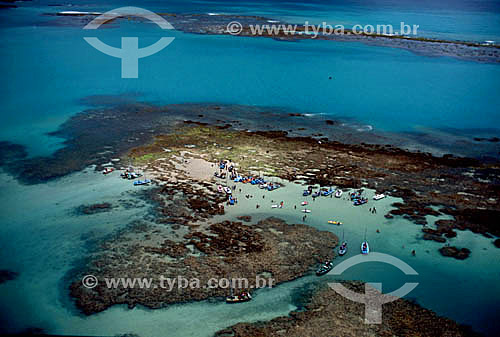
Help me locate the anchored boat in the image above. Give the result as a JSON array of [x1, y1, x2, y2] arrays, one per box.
[[267, 183, 280, 191], [350, 189, 364, 200], [361, 226, 369, 254], [322, 187, 335, 196], [103, 167, 114, 175], [339, 241, 347, 256], [134, 179, 151, 186], [121, 170, 141, 180], [361, 241, 370, 255], [226, 291, 252, 303], [303, 186, 313, 196], [353, 198, 368, 206], [316, 261, 333, 276], [338, 227, 347, 256]]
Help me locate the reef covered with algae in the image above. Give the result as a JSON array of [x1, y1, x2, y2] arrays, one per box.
[[215, 282, 482, 337], [69, 217, 338, 314]]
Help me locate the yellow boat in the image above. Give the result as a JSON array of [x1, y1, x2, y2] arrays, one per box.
[[328, 220, 343, 225]]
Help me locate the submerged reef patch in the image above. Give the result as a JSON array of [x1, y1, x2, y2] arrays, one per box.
[[0, 269, 19, 284], [215, 281, 482, 337], [69, 217, 337, 314]]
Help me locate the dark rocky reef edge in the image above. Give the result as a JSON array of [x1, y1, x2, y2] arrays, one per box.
[[215, 281, 483, 337], [45, 11, 500, 64], [1, 102, 498, 247], [69, 217, 338, 315], [439, 246, 471, 260], [75, 202, 113, 215], [0, 269, 19, 284]]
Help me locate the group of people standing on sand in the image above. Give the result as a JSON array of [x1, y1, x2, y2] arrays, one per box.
[[214, 159, 239, 180], [214, 159, 380, 226]]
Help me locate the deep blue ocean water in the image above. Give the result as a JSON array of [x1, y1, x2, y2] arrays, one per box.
[[1, 1, 500, 336]]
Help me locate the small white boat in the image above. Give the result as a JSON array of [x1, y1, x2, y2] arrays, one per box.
[[224, 187, 232, 194], [373, 193, 386, 200], [339, 241, 347, 256], [301, 201, 308, 206], [57, 11, 102, 16], [259, 183, 268, 189], [335, 190, 343, 198], [302, 209, 311, 213], [361, 241, 370, 255], [271, 204, 279, 208]]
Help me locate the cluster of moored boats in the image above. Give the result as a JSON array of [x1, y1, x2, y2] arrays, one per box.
[[119, 168, 151, 186], [350, 190, 368, 206], [102, 167, 152, 186], [316, 224, 371, 276], [316, 238, 370, 276], [351, 189, 387, 205], [109, 160, 381, 291], [214, 161, 282, 207], [215, 160, 282, 191], [302, 186, 342, 198], [232, 175, 281, 191], [120, 168, 141, 180]]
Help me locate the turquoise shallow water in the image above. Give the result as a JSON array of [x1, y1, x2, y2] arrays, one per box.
[[222, 180, 500, 333], [15, 0, 500, 41], [1, 1, 500, 336], [1, 20, 500, 157], [0, 173, 499, 336]]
